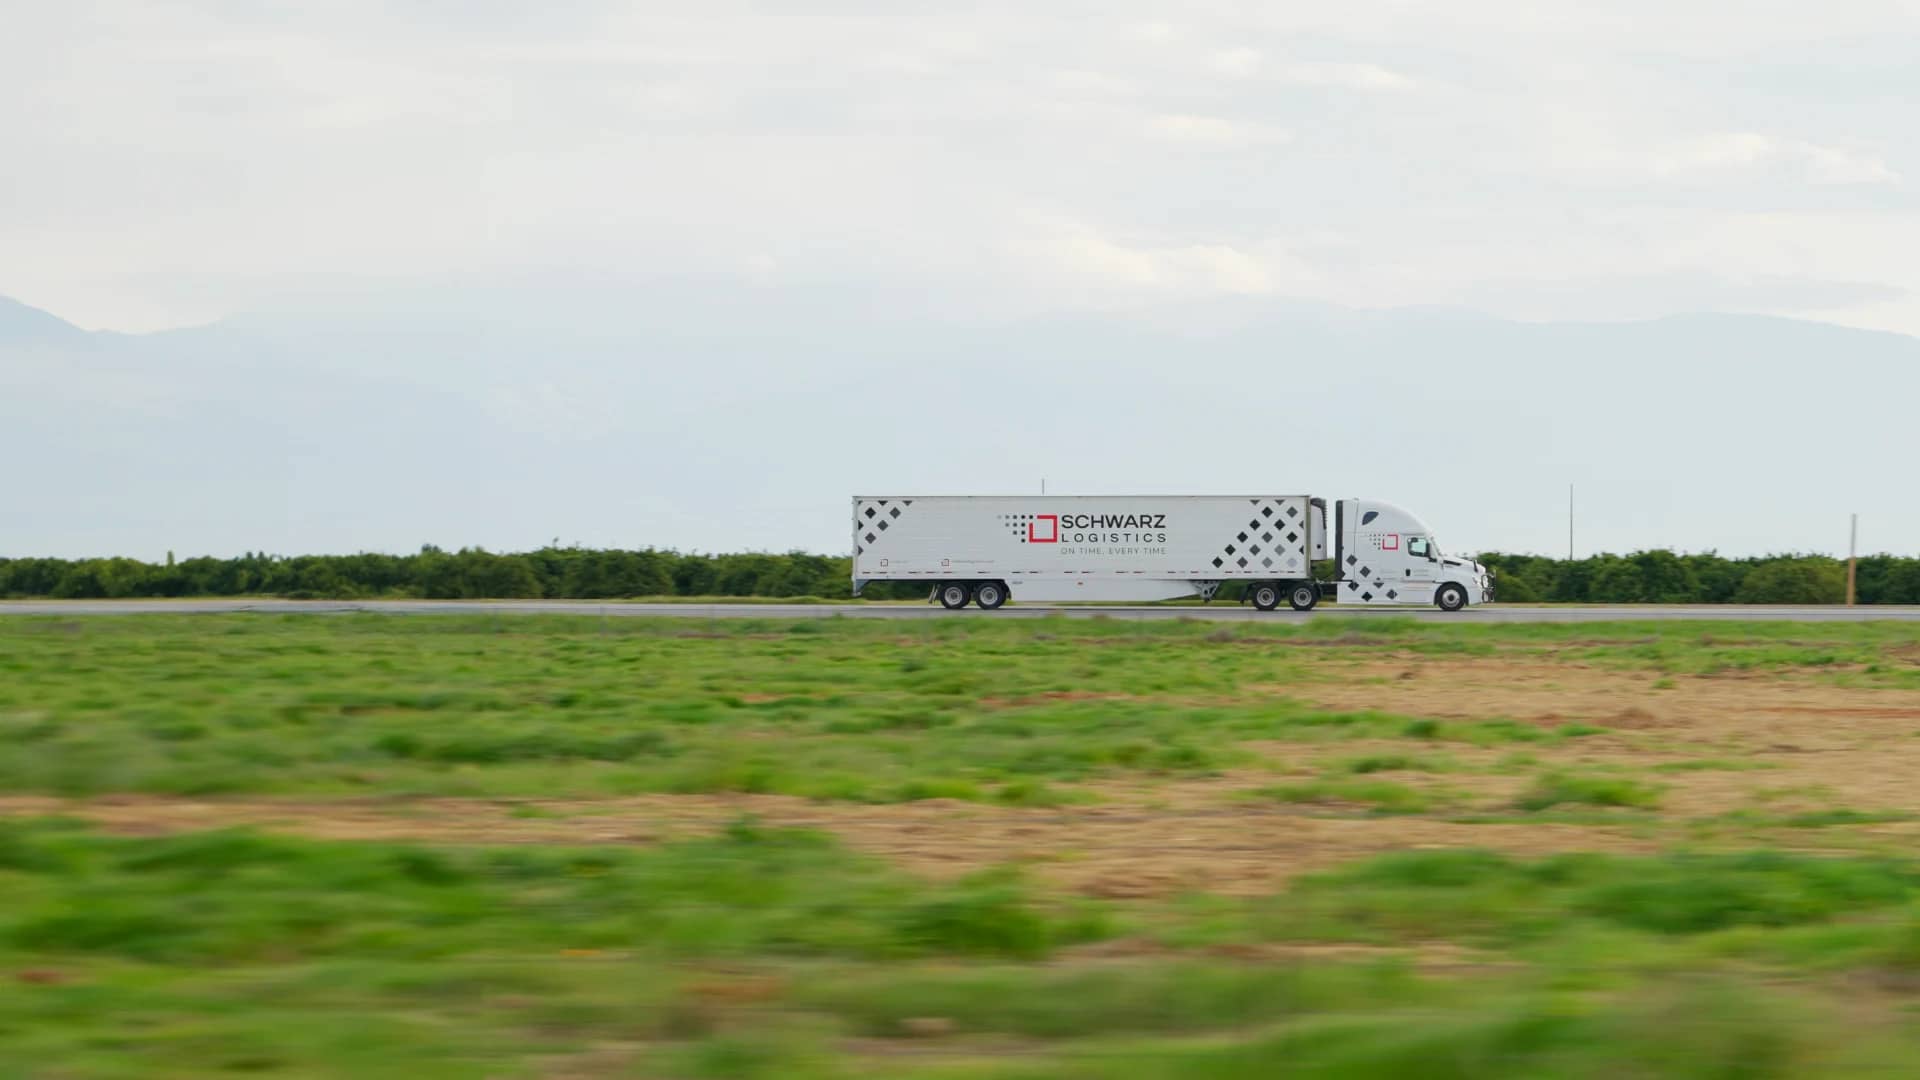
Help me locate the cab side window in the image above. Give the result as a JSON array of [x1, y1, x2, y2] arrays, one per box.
[[1406, 537, 1431, 559]]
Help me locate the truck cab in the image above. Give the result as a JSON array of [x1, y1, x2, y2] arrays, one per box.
[[1335, 499, 1493, 611]]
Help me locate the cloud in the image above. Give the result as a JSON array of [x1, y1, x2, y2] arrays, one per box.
[[1053, 68, 1134, 95], [1144, 113, 1291, 146], [1657, 133, 1899, 186], [1208, 49, 1414, 90], [1014, 218, 1316, 297], [1209, 48, 1263, 77], [1276, 61, 1415, 90]]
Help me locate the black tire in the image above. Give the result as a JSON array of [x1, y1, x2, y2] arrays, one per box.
[[974, 581, 1007, 610], [1250, 583, 1281, 611], [938, 582, 971, 610], [1288, 583, 1318, 611], [1435, 583, 1468, 612]]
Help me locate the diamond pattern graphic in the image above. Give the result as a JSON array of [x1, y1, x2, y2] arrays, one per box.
[[1213, 499, 1306, 577], [854, 499, 915, 556]]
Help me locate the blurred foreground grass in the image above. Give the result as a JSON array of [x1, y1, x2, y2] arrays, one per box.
[[9, 821, 1920, 1076], [3, 614, 1920, 1076]]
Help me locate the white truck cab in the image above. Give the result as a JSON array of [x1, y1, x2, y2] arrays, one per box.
[[1334, 499, 1493, 611]]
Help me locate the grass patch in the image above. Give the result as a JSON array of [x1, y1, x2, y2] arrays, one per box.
[[1333, 752, 1457, 775], [1013, 980, 1847, 1080], [1780, 808, 1915, 828], [1514, 772, 1662, 812], [798, 959, 1426, 1040], [0, 818, 1107, 964], [1256, 778, 1440, 814], [1271, 849, 1920, 943]]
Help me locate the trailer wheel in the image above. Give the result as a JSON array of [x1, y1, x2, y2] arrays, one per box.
[[1435, 583, 1468, 612], [938, 583, 971, 610], [974, 581, 1007, 610], [1250, 584, 1281, 611], [1288, 583, 1318, 611]]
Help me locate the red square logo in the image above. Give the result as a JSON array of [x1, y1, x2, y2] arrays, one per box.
[[1029, 515, 1059, 543], [1383, 533, 1399, 551]]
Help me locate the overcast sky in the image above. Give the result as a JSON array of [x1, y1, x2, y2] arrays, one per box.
[[4, 3, 1918, 564], [5, 1, 1919, 335]]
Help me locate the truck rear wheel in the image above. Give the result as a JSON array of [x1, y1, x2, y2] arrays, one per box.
[[974, 581, 1007, 610], [938, 583, 971, 610], [1435, 583, 1468, 612], [1288, 583, 1318, 611], [1250, 583, 1281, 611]]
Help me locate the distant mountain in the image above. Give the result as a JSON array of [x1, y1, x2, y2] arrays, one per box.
[[0, 295, 87, 344], [2, 287, 1916, 561]]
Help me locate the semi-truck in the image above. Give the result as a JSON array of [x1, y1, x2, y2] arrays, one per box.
[[850, 495, 1493, 611]]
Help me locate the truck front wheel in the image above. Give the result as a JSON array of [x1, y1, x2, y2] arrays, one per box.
[[1250, 584, 1281, 611], [938, 583, 971, 609], [1288, 583, 1318, 611], [974, 581, 1007, 610], [1435, 583, 1468, 612]]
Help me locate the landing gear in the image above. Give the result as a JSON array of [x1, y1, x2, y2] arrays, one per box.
[[938, 583, 971, 609], [974, 581, 1007, 610], [1250, 583, 1281, 611], [1435, 583, 1467, 612], [1288, 583, 1319, 611]]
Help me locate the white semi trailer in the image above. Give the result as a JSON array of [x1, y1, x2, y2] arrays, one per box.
[[850, 495, 1493, 611]]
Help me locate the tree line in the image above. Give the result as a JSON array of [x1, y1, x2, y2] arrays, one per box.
[[1477, 550, 1918, 605], [0, 546, 1915, 604]]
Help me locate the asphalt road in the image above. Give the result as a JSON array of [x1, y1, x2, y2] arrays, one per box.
[[3, 600, 1918, 622]]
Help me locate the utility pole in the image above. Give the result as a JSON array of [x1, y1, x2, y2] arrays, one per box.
[[1847, 513, 1858, 607], [1041, 478, 1047, 495], [1567, 483, 1574, 562]]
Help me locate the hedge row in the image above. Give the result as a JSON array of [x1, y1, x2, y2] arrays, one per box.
[[1, 546, 1914, 604], [1480, 551, 1917, 605]]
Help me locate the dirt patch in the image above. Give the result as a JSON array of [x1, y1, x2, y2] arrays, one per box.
[[1606, 705, 1668, 729], [0, 791, 1655, 897], [1275, 656, 1920, 816], [1283, 657, 1914, 746]]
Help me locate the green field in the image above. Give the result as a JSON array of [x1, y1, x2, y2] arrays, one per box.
[[4, 614, 1920, 1077]]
